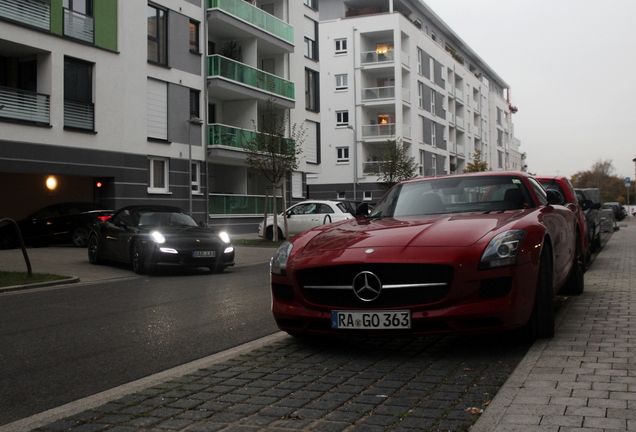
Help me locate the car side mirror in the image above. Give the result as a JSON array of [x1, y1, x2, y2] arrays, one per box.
[[546, 190, 565, 206], [355, 202, 369, 218], [580, 199, 593, 211]]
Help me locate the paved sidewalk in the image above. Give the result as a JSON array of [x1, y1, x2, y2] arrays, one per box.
[[1, 221, 633, 432], [472, 217, 636, 432]]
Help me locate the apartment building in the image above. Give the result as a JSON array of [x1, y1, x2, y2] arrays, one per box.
[[308, 0, 523, 203], [0, 0, 315, 234]]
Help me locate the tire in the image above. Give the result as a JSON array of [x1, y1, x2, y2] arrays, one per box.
[[525, 245, 555, 339], [131, 239, 148, 275], [87, 233, 102, 264], [265, 226, 284, 241], [561, 234, 585, 295], [72, 227, 90, 247]]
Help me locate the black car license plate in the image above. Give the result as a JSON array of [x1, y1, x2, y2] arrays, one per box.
[[193, 251, 215, 258]]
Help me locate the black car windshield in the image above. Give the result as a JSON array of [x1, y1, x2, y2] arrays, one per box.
[[370, 176, 535, 217], [136, 211, 198, 227]]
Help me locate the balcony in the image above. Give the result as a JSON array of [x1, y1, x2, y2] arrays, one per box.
[[63, 8, 94, 43], [64, 99, 94, 130], [361, 49, 394, 65], [209, 193, 283, 216], [207, 55, 294, 101], [206, 0, 293, 44], [208, 124, 295, 155], [0, 86, 50, 125], [0, 0, 50, 30], [361, 123, 396, 139], [362, 161, 388, 175], [362, 86, 395, 102]]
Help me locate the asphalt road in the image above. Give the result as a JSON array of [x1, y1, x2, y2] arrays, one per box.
[[0, 261, 279, 426]]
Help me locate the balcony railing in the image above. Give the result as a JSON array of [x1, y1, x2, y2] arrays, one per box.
[[362, 86, 395, 101], [63, 8, 94, 43], [64, 99, 94, 130], [209, 193, 283, 216], [206, 0, 293, 44], [0, 86, 50, 125], [362, 161, 388, 175], [361, 49, 394, 65], [208, 124, 295, 155], [207, 55, 294, 100], [361, 123, 396, 139], [0, 0, 50, 30]]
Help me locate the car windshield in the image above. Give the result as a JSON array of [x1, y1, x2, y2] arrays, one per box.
[[370, 176, 535, 218], [135, 211, 198, 227]]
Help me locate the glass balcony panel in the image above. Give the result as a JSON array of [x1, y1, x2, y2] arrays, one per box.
[[207, 55, 294, 100], [361, 123, 396, 139], [361, 49, 395, 64], [362, 86, 395, 101], [64, 100, 94, 130], [362, 161, 388, 175], [209, 193, 283, 216], [207, 0, 293, 44], [0, 86, 50, 124], [208, 124, 295, 155], [0, 0, 50, 30], [64, 8, 94, 43]]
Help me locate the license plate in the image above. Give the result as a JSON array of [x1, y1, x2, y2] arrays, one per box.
[[193, 251, 215, 258], [331, 311, 411, 330]]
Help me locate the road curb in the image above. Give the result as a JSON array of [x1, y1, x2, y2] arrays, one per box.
[[0, 276, 79, 294]]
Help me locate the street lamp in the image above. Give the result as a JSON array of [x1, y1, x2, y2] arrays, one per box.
[[188, 116, 204, 216]]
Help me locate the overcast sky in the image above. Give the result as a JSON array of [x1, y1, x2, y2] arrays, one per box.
[[423, 0, 636, 180]]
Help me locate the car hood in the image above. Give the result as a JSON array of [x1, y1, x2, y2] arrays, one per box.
[[302, 212, 526, 252], [140, 226, 220, 237]]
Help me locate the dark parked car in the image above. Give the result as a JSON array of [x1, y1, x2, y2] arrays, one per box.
[[87, 205, 235, 274], [270, 172, 583, 339], [0, 202, 112, 249], [575, 189, 602, 252], [603, 202, 625, 221]]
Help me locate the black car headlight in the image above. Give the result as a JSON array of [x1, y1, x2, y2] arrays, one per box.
[[219, 231, 230, 244], [271, 241, 293, 276], [480, 230, 526, 270]]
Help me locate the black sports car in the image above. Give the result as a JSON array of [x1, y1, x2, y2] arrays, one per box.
[[87, 205, 235, 274], [0, 202, 112, 249]]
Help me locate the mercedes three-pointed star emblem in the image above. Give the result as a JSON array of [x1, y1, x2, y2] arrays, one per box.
[[352, 271, 382, 302]]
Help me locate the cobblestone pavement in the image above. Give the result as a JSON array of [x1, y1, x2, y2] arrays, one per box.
[[29, 333, 531, 432]]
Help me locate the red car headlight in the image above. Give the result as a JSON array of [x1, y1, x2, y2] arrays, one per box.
[[480, 230, 526, 270], [271, 241, 293, 276]]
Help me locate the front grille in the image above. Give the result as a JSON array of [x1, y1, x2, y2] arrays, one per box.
[[297, 264, 453, 308]]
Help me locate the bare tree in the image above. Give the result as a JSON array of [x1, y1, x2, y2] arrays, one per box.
[[245, 98, 304, 241]]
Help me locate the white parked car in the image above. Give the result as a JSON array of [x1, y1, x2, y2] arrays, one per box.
[[258, 200, 354, 240]]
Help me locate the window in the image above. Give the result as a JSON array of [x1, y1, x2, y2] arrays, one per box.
[[148, 5, 167, 65], [430, 89, 436, 115], [148, 157, 169, 193], [335, 38, 347, 54], [304, 120, 319, 164], [305, 68, 319, 112], [335, 74, 348, 91], [431, 154, 437, 176], [191, 161, 200, 193], [417, 48, 423, 75], [418, 82, 424, 109], [431, 123, 437, 147], [336, 110, 349, 126], [363, 191, 372, 201], [304, 18, 318, 60], [303, 0, 318, 10], [190, 89, 200, 119], [337, 147, 349, 163], [64, 0, 92, 15], [189, 20, 199, 53], [64, 57, 94, 130], [147, 79, 167, 140], [337, 191, 346, 200]]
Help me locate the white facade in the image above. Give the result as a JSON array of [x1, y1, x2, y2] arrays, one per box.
[[308, 0, 523, 203]]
